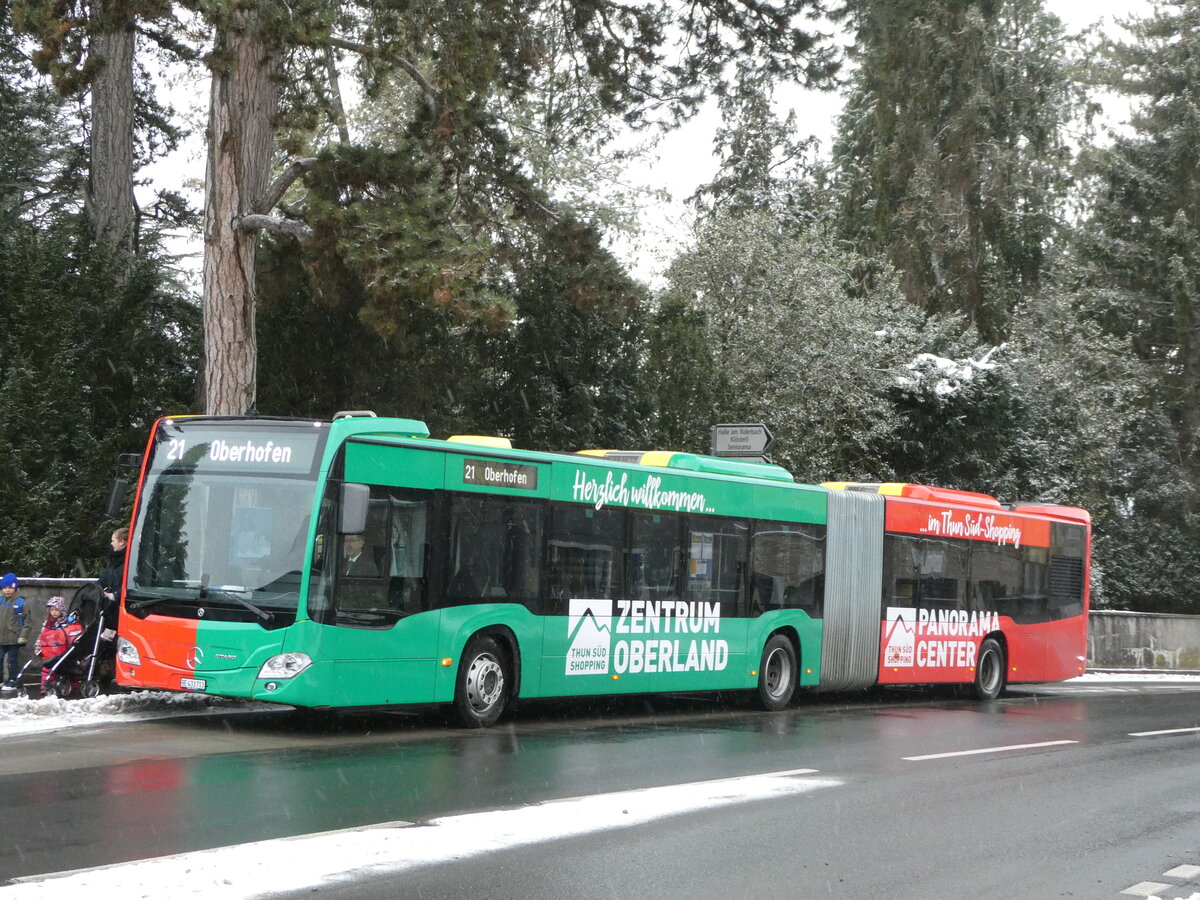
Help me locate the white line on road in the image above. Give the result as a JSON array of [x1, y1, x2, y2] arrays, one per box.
[[1, 768, 840, 899], [903, 740, 1078, 761], [1129, 726, 1200, 737]]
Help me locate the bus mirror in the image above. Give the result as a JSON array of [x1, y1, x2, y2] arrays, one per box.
[[105, 477, 129, 519], [339, 483, 370, 534]]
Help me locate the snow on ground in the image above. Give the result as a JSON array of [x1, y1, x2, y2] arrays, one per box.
[[2, 768, 841, 898], [1, 672, 1198, 739], [0, 690, 289, 738]]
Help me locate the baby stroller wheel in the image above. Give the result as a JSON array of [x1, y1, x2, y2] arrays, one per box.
[[81, 680, 100, 699], [53, 679, 73, 699]]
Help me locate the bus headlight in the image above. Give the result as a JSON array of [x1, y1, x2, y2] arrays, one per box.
[[116, 637, 141, 666], [258, 652, 312, 679]]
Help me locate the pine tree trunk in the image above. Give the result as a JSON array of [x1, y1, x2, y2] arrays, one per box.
[[88, 5, 135, 259], [202, 9, 280, 416]]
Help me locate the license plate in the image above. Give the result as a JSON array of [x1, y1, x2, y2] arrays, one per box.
[[180, 677, 207, 691]]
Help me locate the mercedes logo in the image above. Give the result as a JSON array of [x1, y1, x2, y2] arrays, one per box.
[[197, 607, 206, 618], [186, 647, 204, 670]]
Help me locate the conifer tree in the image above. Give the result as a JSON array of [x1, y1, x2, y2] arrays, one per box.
[[832, 0, 1081, 340]]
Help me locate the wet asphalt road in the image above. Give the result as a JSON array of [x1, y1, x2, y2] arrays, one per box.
[[2, 682, 1199, 898]]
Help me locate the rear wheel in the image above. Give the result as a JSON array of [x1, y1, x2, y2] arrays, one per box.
[[453, 636, 511, 727], [756, 635, 798, 711], [973, 638, 1006, 701]]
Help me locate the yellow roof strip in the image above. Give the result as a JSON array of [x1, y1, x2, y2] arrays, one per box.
[[446, 435, 513, 449], [639, 451, 677, 468]]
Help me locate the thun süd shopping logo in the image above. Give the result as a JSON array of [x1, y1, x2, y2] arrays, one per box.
[[566, 598, 612, 675]]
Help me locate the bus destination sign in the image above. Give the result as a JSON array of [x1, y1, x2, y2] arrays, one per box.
[[463, 459, 539, 490]]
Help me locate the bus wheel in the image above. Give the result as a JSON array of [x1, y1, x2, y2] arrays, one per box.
[[973, 638, 1006, 701], [756, 635, 797, 711], [453, 636, 511, 727]]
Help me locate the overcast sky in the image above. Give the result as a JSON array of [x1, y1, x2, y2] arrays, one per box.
[[142, 0, 1155, 289], [618, 0, 1154, 284]]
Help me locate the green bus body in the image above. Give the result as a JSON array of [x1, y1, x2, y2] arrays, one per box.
[[116, 416, 828, 715], [116, 415, 1090, 721]]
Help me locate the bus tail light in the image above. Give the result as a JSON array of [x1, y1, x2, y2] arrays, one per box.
[[116, 637, 141, 666], [258, 652, 312, 679]]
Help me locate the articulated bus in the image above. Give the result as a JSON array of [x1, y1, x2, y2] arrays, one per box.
[[115, 414, 1091, 726]]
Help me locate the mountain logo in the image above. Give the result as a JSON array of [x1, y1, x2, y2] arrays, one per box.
[[883, 606, 916, 667], [566, 598, 612, 676]]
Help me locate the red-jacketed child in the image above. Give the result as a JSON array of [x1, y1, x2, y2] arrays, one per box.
[[37, 596, 82, 695]]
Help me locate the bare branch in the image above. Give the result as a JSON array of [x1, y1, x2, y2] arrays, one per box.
[[237, 214, 314, 241], [256, 157, 318, 215], [327, 35, 439, 118]]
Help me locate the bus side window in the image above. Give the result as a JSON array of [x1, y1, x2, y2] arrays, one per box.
[[443, 494, 545, 610], [750, 522, 825, 618], [685, 516, 747, 618], [628, 511, 682, 604], [547, 503, 623, 616], [387, 494, 429, 614]]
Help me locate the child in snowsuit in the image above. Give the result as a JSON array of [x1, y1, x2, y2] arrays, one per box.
[[0, 573, 29, 688], [37, 596, 82, 696]]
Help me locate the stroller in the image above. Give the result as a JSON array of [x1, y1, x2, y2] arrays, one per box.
[[3, 583, 118, 699]]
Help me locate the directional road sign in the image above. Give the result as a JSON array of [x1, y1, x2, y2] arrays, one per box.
[[710, 423, 774, 458]]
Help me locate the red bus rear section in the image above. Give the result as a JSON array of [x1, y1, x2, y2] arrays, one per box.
[[829, 483, 1090, 690]]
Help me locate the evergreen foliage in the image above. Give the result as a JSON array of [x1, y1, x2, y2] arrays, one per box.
[[0, 221, 199, 574], [832, 0, 1082, 340]]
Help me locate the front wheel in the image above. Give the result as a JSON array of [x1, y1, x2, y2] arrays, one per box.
[[452, 636, 512, 728], [973, 638, 1006, 701], [756, 635, 798, 711]]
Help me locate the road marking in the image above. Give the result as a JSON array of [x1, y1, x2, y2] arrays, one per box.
[[1165, 864, 1200, 878], [1121, 882, 1172, 897], [902, 740, 1077, 761], [0, 768, 840, 898], [1129, 726, 1200, 737]]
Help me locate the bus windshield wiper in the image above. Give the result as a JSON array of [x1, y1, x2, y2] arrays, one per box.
[[125, 591, 172, 610], [203, 589, 274, 622]]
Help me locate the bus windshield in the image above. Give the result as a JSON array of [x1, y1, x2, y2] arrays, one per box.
[[125, 420, 328, 628]]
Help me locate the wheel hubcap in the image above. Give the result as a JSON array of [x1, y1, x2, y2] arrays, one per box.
[[466, 653, 503, 713], [765, 647, 790, 699]]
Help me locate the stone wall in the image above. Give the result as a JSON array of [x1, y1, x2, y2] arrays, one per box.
[[7, 579, 1200, 675], [4, 578, 95, 674], [1088, 609, 1200, 671]]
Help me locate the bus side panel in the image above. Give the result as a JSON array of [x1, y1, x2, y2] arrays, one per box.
[[1016, 615, 1087, 682], [746, 611, 823, 688], [537, 605, 754, 699], [431, 604, 547, 702], [258, 612, 447, 707], [343, 441, 447, 491]]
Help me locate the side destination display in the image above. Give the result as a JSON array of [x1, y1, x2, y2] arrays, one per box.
[[463, 459, 539, 490]]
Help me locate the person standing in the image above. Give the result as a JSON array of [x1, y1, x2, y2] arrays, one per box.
[[98, 527, 128, 604], [0, 573, 30, 688]]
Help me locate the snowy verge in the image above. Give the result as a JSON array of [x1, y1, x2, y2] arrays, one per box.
[[0, 691, 290, 738]]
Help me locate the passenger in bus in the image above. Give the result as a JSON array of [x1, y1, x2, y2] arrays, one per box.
[[448, 548, 501, 601], [342, 534, 379, 577]]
